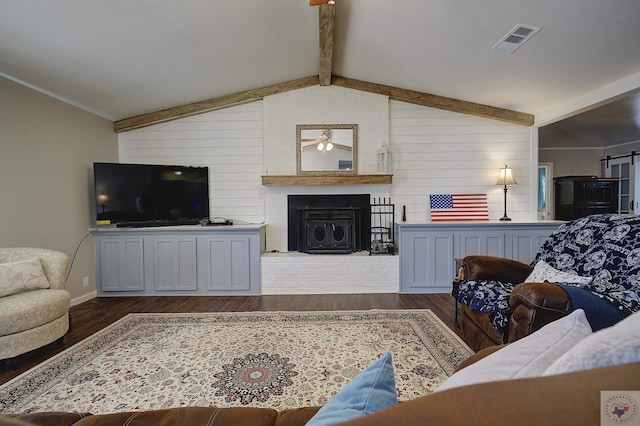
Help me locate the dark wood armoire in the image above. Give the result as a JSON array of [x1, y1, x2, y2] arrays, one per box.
[[554, 176, 619, 220]]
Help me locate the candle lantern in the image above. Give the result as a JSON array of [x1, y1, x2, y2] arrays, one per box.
[[376, 143, 392, 173]]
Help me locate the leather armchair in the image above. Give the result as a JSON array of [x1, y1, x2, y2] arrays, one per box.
[[453, 213, 640, 352], [456, 255, 532, 284], [508, 282, 573, 342], [454, 255, 573, 351], [454, 255, 530, 350]]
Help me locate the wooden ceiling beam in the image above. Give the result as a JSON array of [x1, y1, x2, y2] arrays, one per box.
[[114, 1, 533, 133], [331, 76, 535, 127], [114, 74, 533, 133], [114, 75, 320, 133], [318, 4, 335, 86]]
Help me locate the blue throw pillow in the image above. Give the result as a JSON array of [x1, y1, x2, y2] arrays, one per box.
[[305, 352, 398, 426]]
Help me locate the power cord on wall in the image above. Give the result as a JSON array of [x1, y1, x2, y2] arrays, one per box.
[[65, 232, 92, 285]]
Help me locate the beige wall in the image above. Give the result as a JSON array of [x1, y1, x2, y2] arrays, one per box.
[[603, 141, 640, 157], [0, 76, 118, 301], [538, 148, 603, 177]]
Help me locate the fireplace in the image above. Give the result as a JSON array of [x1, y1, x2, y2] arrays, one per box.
[[288, 194, 370, 253], [300, 208, 359, 253]]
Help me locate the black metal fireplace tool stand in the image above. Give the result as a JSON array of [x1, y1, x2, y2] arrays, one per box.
[[370, 198, 395, 255]]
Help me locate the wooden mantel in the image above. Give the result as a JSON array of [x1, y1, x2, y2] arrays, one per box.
[[261, 174, 392, 186]]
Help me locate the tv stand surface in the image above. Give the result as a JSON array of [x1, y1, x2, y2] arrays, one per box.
[[90, 224, 266, 296]]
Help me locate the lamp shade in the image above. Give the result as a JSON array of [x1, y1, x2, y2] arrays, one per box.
[[496, 165, 517, 186]]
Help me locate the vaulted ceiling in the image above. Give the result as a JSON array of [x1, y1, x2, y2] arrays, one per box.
[[1, 0, 640, 146]]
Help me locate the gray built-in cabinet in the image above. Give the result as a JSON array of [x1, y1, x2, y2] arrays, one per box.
[[91, 225, 266, 296], [396, 221, 564, 293]]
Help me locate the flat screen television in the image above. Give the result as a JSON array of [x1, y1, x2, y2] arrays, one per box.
[[93, 162, 210, 227]]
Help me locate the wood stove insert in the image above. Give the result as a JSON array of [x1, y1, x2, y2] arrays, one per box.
[[288, 194, 370, 253]]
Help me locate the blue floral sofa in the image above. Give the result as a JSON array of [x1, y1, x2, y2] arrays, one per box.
[[453, 214, 640, 351]]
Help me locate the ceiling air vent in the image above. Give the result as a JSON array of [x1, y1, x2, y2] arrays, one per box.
[[492, 24, 541, 53]]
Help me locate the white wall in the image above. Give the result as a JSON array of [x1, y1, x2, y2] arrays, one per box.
[[262, 86, 391, 250], [119, 102, 265, 224], [388, 101, 532, 222], [119, 85, 536, 252], [262, 85, 389, 176]]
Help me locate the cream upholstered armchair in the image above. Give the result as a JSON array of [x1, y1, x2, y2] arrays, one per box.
[[0, 247, 71, 361]]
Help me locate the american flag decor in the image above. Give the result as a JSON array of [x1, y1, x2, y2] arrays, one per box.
[[429, 194, 489, 222]]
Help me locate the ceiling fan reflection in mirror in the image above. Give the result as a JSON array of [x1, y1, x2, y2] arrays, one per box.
[[302, 129, 351, 154]]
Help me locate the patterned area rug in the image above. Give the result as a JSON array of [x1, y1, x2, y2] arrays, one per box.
[[0, 310, 472, 414]]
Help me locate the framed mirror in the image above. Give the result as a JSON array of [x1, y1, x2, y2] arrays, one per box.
[[296, 124, 358, 175]]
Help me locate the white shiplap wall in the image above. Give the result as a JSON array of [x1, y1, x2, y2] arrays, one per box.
[[118, 86, 536, 250], [261, 85, 391, 251], [389, 100, 533, 223], [119, 103, 265, 224], [117, 87, 535, 295]]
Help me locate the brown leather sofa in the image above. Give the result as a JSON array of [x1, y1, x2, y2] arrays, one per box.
[[454, 255, 573, 351], [2, 348, 638, 426]]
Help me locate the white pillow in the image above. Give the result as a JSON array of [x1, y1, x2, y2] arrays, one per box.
[[525, 260, 592, 284], [435, 309, 592, 392], [0, 257, 50, 297], [544, 310, 640, 376]]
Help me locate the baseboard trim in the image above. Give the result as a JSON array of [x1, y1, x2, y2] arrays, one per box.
[[71, 290, 97, 306]]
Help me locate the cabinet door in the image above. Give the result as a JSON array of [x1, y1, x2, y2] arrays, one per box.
[[150, 237, 197, 291], [457, 231, 506, 258], [203, 236, 252, 291], [399, 231, 454, 293], [99, 238, 144, 291], [512, 228, 556, 264]]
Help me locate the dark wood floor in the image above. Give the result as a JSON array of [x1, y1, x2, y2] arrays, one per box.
[[0, 293, 458, 385]]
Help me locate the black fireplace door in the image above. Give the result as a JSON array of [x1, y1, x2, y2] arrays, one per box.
[[302, 210, 356, 253]]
